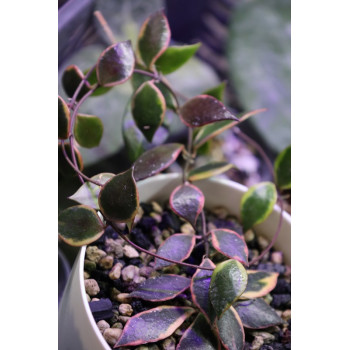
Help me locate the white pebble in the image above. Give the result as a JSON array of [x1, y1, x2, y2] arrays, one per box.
[[103, 328, 122, 346], [97, 320, 110, 334], [123, 245, 139, 258], [84, 279, 100, 296]]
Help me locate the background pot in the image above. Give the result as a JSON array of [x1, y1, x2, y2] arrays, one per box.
[[58, 173, 291, 350]]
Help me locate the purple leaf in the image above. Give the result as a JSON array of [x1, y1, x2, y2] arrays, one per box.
[[130, 275, 191, 301], [234, 298, 283, 329], [154, 233, 196, 269], [177, 313, 219, 350], [180, 95, 238, 128], [114, 306, 195, 347], [170, 183, 205, 227], [211, 229, 249, 266], [134, 143, 184, 181], [191, 258, 216, 321]]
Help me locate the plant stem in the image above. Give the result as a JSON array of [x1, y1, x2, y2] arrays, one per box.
[[60, 141, 103, 186], [248, 197, 284, 266], [201, 210, 209, 256], [94, 10, 116, 45], [182, 128, 194, 182], [109, 221, 214, 271]]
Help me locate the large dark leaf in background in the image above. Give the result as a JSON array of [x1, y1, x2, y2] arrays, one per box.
[[227, 0, 290, 152]]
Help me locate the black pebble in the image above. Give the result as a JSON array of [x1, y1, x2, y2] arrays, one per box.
[[140, 202, 153, 215], [90, 269, 111, 283], [139, 216, 157, 233], [272, 279, 291, 294], [270, 294, 291, 309], [103, 226, 119, 240], [257, 262, 286, 275], [127, 258, 142, 267], [89, 298, 113, 322], [159, 211, 181, 232], [130, 227, 152, 249], [130, 300, 150, 313]]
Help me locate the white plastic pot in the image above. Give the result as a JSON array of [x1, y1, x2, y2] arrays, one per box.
[[58, 174, 291, 350]]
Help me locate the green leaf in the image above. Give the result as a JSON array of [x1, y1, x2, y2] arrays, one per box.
[[74, 113, 103, 148], [96, 40, 135, 87], [234, 298, 283, 329], [58, 205, 105, 246], [240, 181, 277, 231], [274, 145, 291, 190], [130, 275, 191, 301], [191, 258, 216, 321], [177, 313, 219, 350], [154, 234, 196, 269], [210, 229, 249, 266], [155, 43, 201, 75], [122, 119, 145, 163], [180, 95, 238, 128], [58, 96, 70, 140], [61, 65, 92, 101], [115, 306, 195, 347], [209, 260, 248, 318], [188, 162, 234, 182], [170, 183, 205, 228], [84, 67, 112, 96], [137, 10, 171, 69], [68, 173, 114, 209], [227, 0, 291, 152], [202, 81, 227, 102], [131, 80, 166, 142], [134, 143, 184, 181], [58, 143, 83, 177], [98, 168, 139, 229], [240, 270, 279, 299], [216, 307, 245, 350]]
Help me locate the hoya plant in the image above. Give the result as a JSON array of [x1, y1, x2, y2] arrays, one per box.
[[58, 10, 291, 350]]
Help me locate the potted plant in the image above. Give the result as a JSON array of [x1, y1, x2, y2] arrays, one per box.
[[58, 10, 291, 350]]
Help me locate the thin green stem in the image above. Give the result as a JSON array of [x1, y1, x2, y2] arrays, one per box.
[[109, 221, 214, 271]]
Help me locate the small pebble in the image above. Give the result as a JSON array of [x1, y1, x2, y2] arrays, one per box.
[[123, 245, 140, 258], [84, 259, 96, 272], [180, 223, 195, 235], [134, 275, 146, 284], [258, 236, 269, 250], [154, 235, 164, 246], [150, 212, 162, 223], [118, 316, 131, 324], [251, 331, 275, 343], [103, 327, 122, 346], [86, 246, 106, 263], [251, 335, 264, 350], [282, 309, 291, 321], [162, 229, 171, 239], [134, 206, 144, 224], [212, 206, 228, 219], [244, 229, 255, 242], [91, 298, 100, 302], [119, 303, 133, 316], [109, 262, 123, 280], [110, 287, 121, 301], [271, 251, 283, 264], [112, 322, 123, 329], [151, 201, 163, 214], [139, 266, 153, 278], [105, 238, 124, 258], [84, 271, 90, 279], [97, 320, 110, 334], [116, 293, 132, 303], [84, 279, 100, 296], [121, 265, 140, 282], [98, 255, 114, 270], [161, 336, 176, 350]]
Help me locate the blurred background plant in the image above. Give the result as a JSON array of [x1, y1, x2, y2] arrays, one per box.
[[58, 0, 290, 289]]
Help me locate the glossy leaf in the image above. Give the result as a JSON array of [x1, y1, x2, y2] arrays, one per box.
[[69, 173, 114, 209], [85, 67, 112, 96], [216, 307, 245, 350], [134, 143, 184, 181], [240, 181, 277, 231], [188, 162, 234, 182], [191, 259, 216, 320], [131, 80, 166, 142], [274, 145, 291, 190], [137, 10, 171, 69], [193, 108, 266, 149], [209, 260, 248, 318], [170, 183, 205, 227], [58, 205, 104, 246], [180, 95, 238, 128], [114, 306, 195, 347], [122, 119, 145, 162], [234, 298, 283, 329], [96, 40, 135, 87], [74, 114, 103, 148], [61, 65, 92, 100], [202, 81, 227, 102], [211, 229, 249, 266], [58, 96, 70, 140], [240, 270, 279, 299], [155, 43, 201, 75], [98, 168, 139, 229], [154, 234, 196, 269], [58, 143, 83, 177], [177, 313, 219, 350], [130, 275, 191, 301]]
